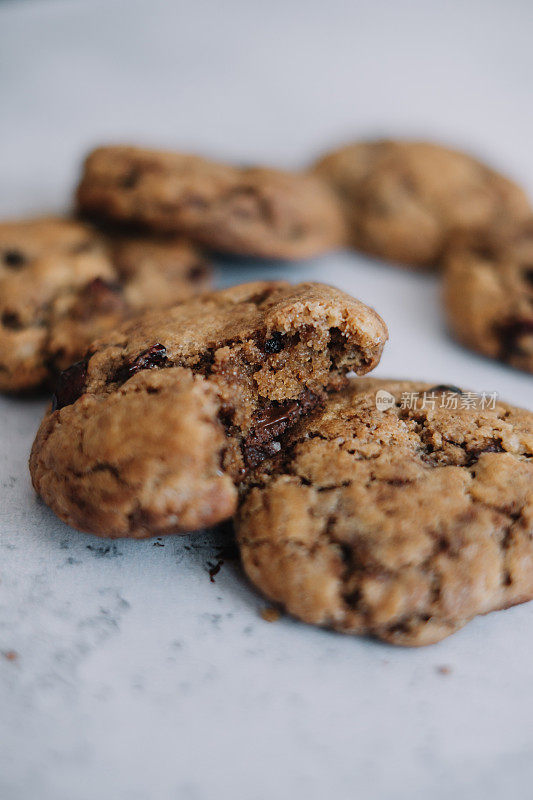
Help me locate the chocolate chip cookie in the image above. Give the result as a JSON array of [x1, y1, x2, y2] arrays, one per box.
[[0, 217, 210, 392], [444, 222, 533, 373], [236, 379, 533, 646], [29, 281, 388, 538], [76, 145, 346, 259], [312, 140, 531, 268]]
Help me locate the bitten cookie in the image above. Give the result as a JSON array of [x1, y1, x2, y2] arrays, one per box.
[[237, 379, 533, 646], [76, 145, 346, 259], [29, 281, 387, 538], [444, 222, 533, 374], [312, 140, 530, 268], [0, 217, 210, 392]]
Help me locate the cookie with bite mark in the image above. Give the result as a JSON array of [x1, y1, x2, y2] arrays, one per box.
[[29, 281, 387, 538]]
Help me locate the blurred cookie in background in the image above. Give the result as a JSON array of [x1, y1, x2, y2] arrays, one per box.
[[312, 139, 531, 268], [444, 221, 533, 374], [0, 216, 211, 392], [76, 145, 346, 260]]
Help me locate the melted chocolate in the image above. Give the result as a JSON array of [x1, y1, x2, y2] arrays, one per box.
[[113, 343, 170, 385], [243, 390, 322, 468], [52, 360, 88, 411]]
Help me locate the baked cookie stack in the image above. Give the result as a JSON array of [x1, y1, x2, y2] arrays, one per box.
[[2, 139, 531, 646]]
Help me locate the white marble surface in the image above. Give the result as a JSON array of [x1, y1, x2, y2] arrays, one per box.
[[1, 1, 533, 798]]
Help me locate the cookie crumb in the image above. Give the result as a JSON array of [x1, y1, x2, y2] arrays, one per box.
[[207, 559, 223, 583], [436, 665, 452, 675], [3, 650, 18, 662], [260, 607, 280, 623]]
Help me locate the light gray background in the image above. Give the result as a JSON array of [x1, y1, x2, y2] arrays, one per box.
[[1, 1, 533, 798]]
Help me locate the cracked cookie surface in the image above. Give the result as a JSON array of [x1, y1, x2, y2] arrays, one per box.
[[76, 145, 346, 259], [29, 281, 387, 538], [0, 217, 211, 392], [236, 379, 533, 645], [444, 222, 533, 373], [312, 140, 530, 268]]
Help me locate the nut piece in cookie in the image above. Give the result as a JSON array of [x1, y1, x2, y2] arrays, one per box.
[[29, 281, 388, 538], [0, 217, 211, 392], [76, 145, 346, 259], [443, 221, 533, 374], [236, 379, 533, 646], [312, 140, 531, 268]]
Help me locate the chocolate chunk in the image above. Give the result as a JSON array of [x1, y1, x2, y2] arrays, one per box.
[[3, 249, 26, 268], [263, 332, 285, 354], [1, 311, 23, 330], [466, 438, 505, 465], [121, 169, 140, 189], [52, 360, 88, 411], [243, 391, 323, 468], [253, 401, 300, 437], [114, 343, 170, 384], [497, 319, 533, 358], [187, 263, 209, 282], [522, 267, 533, 287], [482, 440, 505, 454], [428, 384, 464, 395]]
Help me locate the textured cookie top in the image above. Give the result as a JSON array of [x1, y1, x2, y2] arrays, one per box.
[[237, 379, 533, 646], [443, 221, 533, 373], [77, 145, 346, 259], [30, 282, 387, 538], [0, 217, 210, 392], [312, 140, 531, 267]]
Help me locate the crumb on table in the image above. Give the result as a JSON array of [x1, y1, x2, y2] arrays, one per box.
[[3, 650, 18, 662], [260, 607, 281, 623]]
